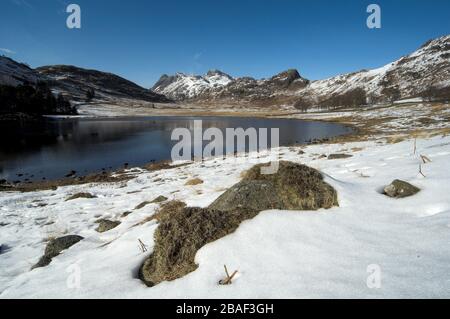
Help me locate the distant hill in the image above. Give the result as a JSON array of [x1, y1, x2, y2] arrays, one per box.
[[0, 57, 75, 117], [0, 56, 41, 86], [36, 65, 172, 103]]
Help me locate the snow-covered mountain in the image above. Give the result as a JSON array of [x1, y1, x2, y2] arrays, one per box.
[[300, 34, 450, 107], [152, 69, 234, 100], [0, 56, 42, 86], [37, 65, 171, 103], [153, 34, 450, 108], [152, 68, 309, 103]]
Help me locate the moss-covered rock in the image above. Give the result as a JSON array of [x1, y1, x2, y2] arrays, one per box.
[[32, 235, 84, 269], [209, 161, 338, 212], [95, 219, 121, 233], [384, 180, 420, 198]]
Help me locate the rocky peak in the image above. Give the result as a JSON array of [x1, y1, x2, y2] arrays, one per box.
[[268, 69, 309, 89], [206, 69, 233, 79]]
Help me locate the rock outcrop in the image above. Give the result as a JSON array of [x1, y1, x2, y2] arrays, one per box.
[[139, 161, 338, 287]]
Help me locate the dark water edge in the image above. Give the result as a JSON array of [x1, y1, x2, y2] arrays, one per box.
[[0, 116, 353, 183]]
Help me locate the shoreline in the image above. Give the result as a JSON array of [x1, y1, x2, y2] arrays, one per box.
[[3, 100, 450, 190], [0, 102, 450, 192]]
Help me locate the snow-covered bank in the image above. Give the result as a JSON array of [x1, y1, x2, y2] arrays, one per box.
[[1, 134, 450, 298]]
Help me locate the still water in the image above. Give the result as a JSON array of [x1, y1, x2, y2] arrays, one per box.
[[0, 116, 353, 182]]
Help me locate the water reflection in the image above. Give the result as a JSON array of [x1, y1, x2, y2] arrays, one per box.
[[0, 116, 352, 182]]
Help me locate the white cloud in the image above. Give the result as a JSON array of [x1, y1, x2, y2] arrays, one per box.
[[194, 52, 202, 61], [9, 0, 33, 9], [0, 48, 16, 55]]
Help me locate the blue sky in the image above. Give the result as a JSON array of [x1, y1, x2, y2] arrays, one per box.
[[1, 0, 449, 88]]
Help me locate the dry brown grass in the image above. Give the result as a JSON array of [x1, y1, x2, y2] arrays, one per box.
[[134, 200, 187, 226], [142, 161, 191, 172], [385, 135, 407, 144], [185, 178, 204, 186], [0, 171, 133, 193]]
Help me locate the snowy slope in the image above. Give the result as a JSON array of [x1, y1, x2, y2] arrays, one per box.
[[304, 34, 450, 103], [1, 134, 450, 298], [0, 56, 42, 86]]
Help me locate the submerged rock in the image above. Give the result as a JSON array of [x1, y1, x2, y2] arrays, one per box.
[[96, 219, 121, 233], [209, 161, 338, 212], [139, 161, 338, 287], [384, 180, 420, 198], [32, 235, 84, 269]]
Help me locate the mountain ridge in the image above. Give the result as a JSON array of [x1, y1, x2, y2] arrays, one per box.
[[2, 33, 449, 111], [153, 34, 450, 109]]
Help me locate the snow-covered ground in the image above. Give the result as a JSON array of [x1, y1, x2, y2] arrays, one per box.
[[1, 133, 450, 298]]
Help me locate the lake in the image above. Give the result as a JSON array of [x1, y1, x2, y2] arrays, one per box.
[[0, 116, 353, 182]]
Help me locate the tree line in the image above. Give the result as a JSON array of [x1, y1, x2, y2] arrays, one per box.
[[0, 82, 76, 116]]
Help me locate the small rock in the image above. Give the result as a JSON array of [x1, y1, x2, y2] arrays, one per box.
[[135, 201, 151, 210], [151, 196, 168, 203], [383, 180, 420, 198], [96, 220, 121, 233], [65, 192, 97, 201], [121, 211, 133, 217], [65, 170, 77, 178], [328, 154, 353, 160]]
